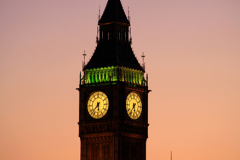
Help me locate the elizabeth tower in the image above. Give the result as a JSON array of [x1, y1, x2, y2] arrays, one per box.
[[77, 0, 150, 159]]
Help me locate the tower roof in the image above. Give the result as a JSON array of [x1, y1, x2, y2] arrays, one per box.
[[84, 42, 143, 71], [98, 0, 130, 25], [84, 0, 143, 72]]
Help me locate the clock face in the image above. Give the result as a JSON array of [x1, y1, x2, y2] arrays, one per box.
[[126, 92, 142, 120], [87, 91, 109, 119]]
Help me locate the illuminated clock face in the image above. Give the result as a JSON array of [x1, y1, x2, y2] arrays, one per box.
[[87, 91, 109, 119], [126, 92, 142, 120]]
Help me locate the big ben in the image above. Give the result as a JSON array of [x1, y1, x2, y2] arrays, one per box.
[[77, 0, 150, 159]]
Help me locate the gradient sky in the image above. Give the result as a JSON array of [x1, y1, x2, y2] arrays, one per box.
[[1, 0, 240, 160]]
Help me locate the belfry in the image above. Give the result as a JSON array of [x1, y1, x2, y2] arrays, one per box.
[[77, 0, 150, 159]]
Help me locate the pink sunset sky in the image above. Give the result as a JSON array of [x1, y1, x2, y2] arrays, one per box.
[[0, 0, 240, 160]]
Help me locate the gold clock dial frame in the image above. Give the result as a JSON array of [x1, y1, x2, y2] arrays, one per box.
[[87, 91, 109, 119], [126, 92, 142, 120]]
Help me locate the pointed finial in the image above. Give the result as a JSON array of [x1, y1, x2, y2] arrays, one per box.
[[146, 73, 148, 86], [98, 6, 101, 20], [80, 72, 82, 84], [83, 50, 86, 61], [128, 7, 130, 22], [129, 27, 132, 43], [96, 26, 99, 42], [141, 52, 145, 70], [82, 50, 86, 69]]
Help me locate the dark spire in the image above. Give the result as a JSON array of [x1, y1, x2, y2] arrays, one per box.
[[98, 0, 130, 25], [83, 0, 143, 72]]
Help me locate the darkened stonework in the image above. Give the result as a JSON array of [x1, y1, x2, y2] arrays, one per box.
[[77, 0, 149, 160]]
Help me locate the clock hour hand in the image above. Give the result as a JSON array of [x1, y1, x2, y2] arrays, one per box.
[[133, 103, 136, 112], [92, 102, 100, 113], [96, 102, 100, 111], [130, 103, 136, 114]]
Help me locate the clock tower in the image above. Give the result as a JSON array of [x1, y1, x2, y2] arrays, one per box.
[[77, 0, 149, 159]]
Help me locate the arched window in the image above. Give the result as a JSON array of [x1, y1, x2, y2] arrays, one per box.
[[106, 71, 109, 81], [91, 72, 95, 83], [99, 71, 102, 82], [95, 72, 99, 82], [130, 71, 133, 83], [136, 73, 139, 84], [133, 72, 135, 83], [87, 72, 91, 84], [103, 70, 106, 82]]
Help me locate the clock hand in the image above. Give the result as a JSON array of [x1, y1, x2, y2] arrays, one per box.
[[129, 103, 136, 114], [96, 102, 100, 111], [133, 103, 136, 112], [91, 102, 100, 113]]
